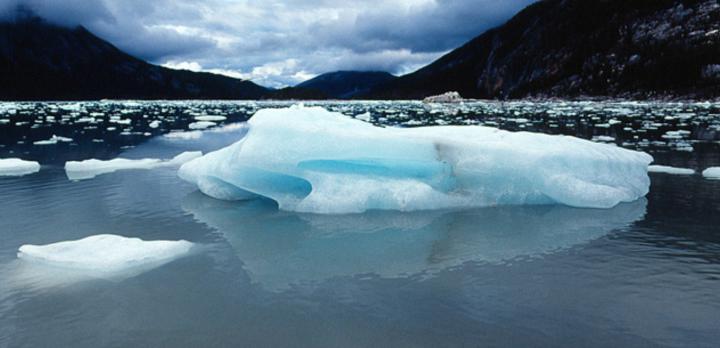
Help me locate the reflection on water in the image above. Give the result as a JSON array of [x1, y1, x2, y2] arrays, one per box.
[[183, 192, 647, 291]]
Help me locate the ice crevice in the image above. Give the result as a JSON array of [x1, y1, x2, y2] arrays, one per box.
[[179, 105, 653, 214]]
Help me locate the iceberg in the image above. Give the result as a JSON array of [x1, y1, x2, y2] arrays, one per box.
[[0, 158, 40, 176], [702, 167, 720, 179], [648, 165, 695, 175], [423, 91, 464, 103], [179, 106, 652, 214], [66, 151, 202, 180], [15, 234, 193, 281]]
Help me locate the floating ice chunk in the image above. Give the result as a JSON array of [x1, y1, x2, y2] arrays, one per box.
[[423, 91, 463, 103], [17, 234, 193, 279], [189, 121, 217, 130], [149, 120, 161, 128], [355, 112, 371, 122], [33, 135, 73, 145], [702, 167, 720, 179], [194, 115, 226, 121], [163, 123, 247, 141], [66, 158, 161, 180], [165, 130, 203, 140], [66, 151, 202, 180], [110, 118, 131, 125], [179, 106, 653, 213], [0, 158, 40, 176], [592, 135, 615, 142], [648, 165, 695, 175]]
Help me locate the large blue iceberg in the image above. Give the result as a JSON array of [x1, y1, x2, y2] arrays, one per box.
[[179, 105, 652, 214]]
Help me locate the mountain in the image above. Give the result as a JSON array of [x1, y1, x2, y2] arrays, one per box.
[[367, 0, 720, 100], [294, 71, 396, 99], [0, 18, 269, 100]]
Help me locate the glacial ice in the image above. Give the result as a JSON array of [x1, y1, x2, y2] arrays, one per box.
[[702, 167, 720, 179], [179, 106, 653, 213], [17, 234, 193, 278], [33, 134, 73, 145], [164, 123, 247, 141], [0, 158, 40, 176], [423, 91, 464, 104], [188, 121, 217, 129], [66, 151, 202, 180], [194, 115, 227, 121], [648, 165, 695, 175]]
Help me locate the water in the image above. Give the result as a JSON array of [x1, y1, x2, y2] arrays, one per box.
[[1, 101, 719, 347]]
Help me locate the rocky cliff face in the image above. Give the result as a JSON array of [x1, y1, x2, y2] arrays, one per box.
[[0, 18, 269, 100], [367, 0, 720, 100]]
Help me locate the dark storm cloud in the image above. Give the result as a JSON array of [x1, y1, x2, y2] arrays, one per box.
[[0, 0, 537, 87], [312, 0, 536, 53]]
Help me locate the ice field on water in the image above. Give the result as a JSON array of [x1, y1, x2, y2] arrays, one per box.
[[1, 100, 719, 347]]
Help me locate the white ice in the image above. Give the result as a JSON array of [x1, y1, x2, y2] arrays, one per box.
[[194, 115, 227, 121], [17, 234, 193, 279], [66, 151, 202, 180], [188, 121, 217, 129], [0, 158, 40, 176], [179, 106, 652, 214], [648, 165, 695, 175], [163, 123, 247, 141], [33, 135, 73, 145], [702, 167, 720, 179], [423, 91, 464, 103]]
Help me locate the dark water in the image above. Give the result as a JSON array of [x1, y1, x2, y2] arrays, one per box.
[[0, 101, 719, 347]]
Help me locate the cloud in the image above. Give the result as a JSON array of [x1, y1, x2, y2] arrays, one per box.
[[1, 0, 537, 87]]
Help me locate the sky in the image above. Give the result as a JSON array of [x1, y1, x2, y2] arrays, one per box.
[[1, 0, 536, 88]]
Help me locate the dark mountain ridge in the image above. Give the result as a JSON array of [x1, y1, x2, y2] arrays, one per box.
[[0, 17, 269, 100], [295, 71, 396, 99], [2, 0, 718, 101], [366, 0, 720, 100]]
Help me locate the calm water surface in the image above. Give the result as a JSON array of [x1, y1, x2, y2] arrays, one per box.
[[0, 101, 719, 347]]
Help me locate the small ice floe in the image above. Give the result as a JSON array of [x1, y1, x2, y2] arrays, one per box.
[[165, 130, 203, 140], [148, 120, 161, 129], [592, 135, 616, 142], [110, 118, 132, 125], [188, 121, 217, 130], [33, 135, 73, 145], [65, 151, 202, 180], [423, 91, 464, 103], [355, 112, 372, 122], [163, 122, 247, 141], [648, 165, 695, 175], [194, 115, 226, 122], [702, 167, 720, 180], [16, 234, 193, 282], [0, 158, 40, 176]]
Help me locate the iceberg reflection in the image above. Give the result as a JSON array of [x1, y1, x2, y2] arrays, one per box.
[[183, 192, 647, 291]]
